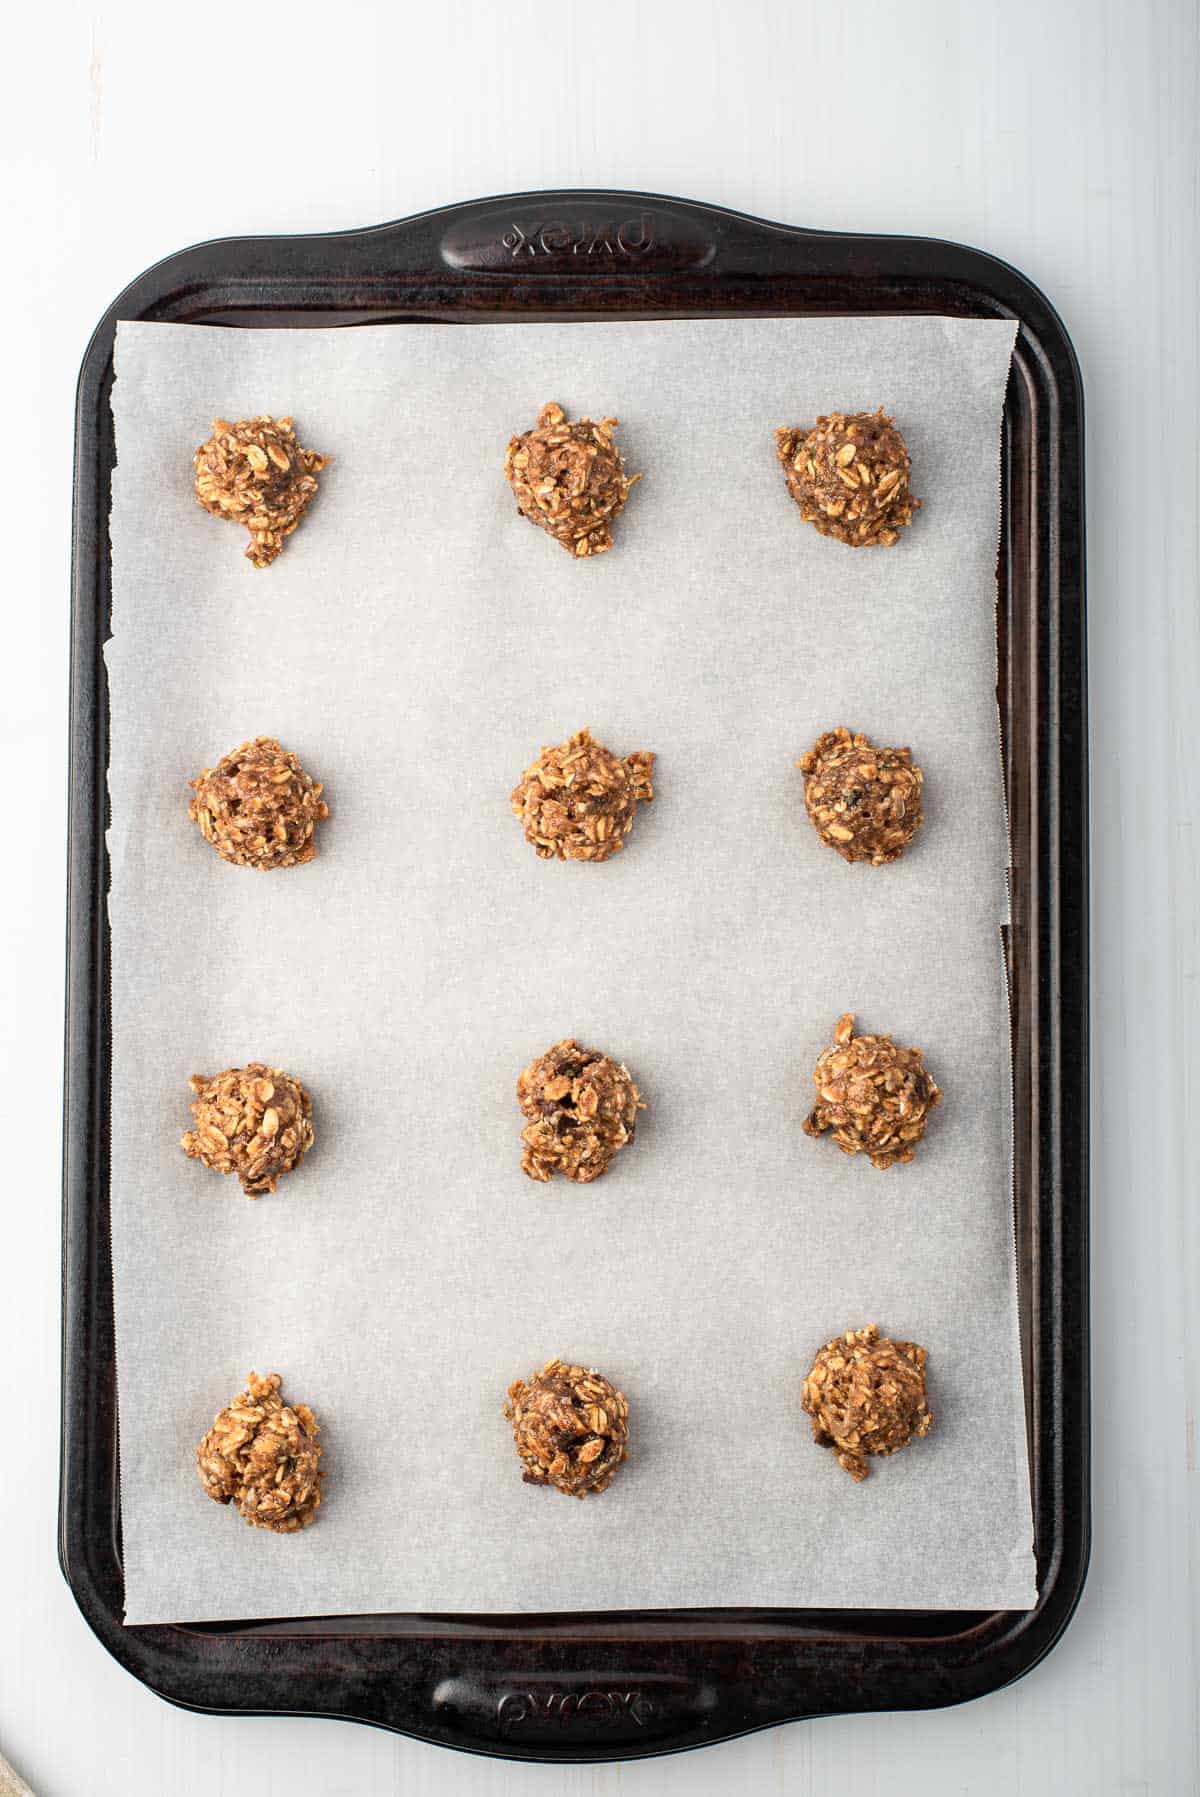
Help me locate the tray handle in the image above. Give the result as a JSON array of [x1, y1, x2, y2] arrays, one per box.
[[432, 190, 774, 277], [430, 1666, 727, 1753]]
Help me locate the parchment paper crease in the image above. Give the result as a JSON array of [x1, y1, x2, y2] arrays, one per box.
[[107, 316, 1036, 1623]]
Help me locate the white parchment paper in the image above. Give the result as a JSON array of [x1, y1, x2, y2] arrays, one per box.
[[107, 316, 1035, 1624]]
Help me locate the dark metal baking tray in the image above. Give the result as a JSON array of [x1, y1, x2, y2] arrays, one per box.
[[62, 190, 1088, 1762]]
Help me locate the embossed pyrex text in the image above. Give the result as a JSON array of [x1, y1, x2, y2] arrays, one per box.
[[500, 216, 655, 258], [497, 1687, 657, 1732]]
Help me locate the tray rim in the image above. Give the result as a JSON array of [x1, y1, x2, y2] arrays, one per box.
[[62, 187, 1089, 1764]]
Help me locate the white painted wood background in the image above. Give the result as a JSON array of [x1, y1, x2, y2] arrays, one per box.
[[1, 0, 1196, 1790]]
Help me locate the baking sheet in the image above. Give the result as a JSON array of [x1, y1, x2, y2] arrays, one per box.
[[107, 316, 1035, 1624]]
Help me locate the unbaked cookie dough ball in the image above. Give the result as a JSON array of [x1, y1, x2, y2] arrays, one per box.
[[802, 1013, 940, 1169], [511, 727, 655, 863], [775, 408, 919, 547], [196, 1370, 323, 1530], [189, 736, 329, 870], [801, 1323, 932, 1482], [181, 1063, 314, 1196], [797, 726, 924, 865], [517, 1038, 644, 1184], [194, 414, 330, 567], [505, 1357, 630, 1496], [504, 402, 641, 557]]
